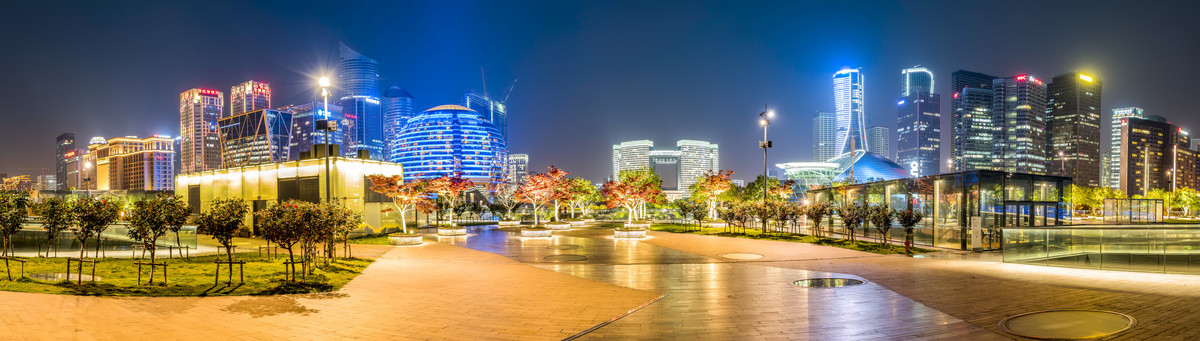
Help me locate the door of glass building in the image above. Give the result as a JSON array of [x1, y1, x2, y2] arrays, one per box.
[[1003, 201, 1061, 227]]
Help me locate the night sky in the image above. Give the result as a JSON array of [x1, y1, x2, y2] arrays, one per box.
[[3, 0, 1199, 183]]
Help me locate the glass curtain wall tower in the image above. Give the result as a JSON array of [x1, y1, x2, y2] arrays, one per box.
[[993, 75, 1048, 175], [1047, 72, 1103, 187], [336, 42, 383, 160], [179, 88, 224, 173], [1106, 107, 1147, 189], [867, 126, 891, 159], [834, 68, 867, 154], [949, 70, 999, 172], [898, 66, 942, 178], [464, 90, 508, 144], [382, 85, 414, 163], [811, 112, 838, 161]]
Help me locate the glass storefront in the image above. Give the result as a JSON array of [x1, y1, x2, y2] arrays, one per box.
[[808, 170, 1072, 251], [1003, 227, 1200, 274], [1102, 199, 1164, 224]]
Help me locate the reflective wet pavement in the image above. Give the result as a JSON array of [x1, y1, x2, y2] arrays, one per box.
[[435, 226, 1003, 340]]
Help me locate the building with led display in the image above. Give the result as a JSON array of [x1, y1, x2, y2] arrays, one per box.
[[281, 101, 344, 160], [383, 85, 414, 163], [1105, 107, 1150, 189], [230, 80, 271, 116], [994, 74, 1048, 175], [811, 112, 837, 162], [1047, 72, 1103, 187], [833, 67, 867, 154], [866, 126, 891, 160], [897, 68, 942, 178], [218, 109, 293, 167], [507, 153, 529, 183], [395, 105, 507, 183], [180, 88, 224, 173], [465, 90, 508, 143], [949, 70, 999, 172], [336, 42, 384, 160], [84, 136, 175, 191]]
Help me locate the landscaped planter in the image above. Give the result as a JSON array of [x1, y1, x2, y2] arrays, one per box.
[[623, 222, 651, 229], [582, 218, 595, 224], [613, 229, 648, 239], [499, 220, 522, 226], [567, 220, 587, 227], [437, 227, 467, 236], [546, 222, 572, 230], [388, 233, 423, 246], [520, 228, 552, 238]]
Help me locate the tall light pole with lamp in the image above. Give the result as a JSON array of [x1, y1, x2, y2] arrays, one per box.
[[758, 105, 774, 232], [316, 76, 336, 204]]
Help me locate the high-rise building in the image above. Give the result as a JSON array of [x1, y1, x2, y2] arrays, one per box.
[[382, 85, 414, 163], [180, 88, 224, 173], [218, 109, 293, 167], [281, 101, 344, 160], [1105, 107, 1148, 189], [866, 126, 891, 159], [55, 133, 75, 190], [994, 74, 1049, 175], [395, 105, 507, 183], [833, 68, 867, 154], [676, 140, 719, 190], [86, 136, 175, 191], [901, 66, 933, 96], [612, 140, 654, 179], [63, 148, 92, 190], [336, 42, 384, 160], [611, 139, 718, 196], [230, 80, 271, 116], [949, 70, 998, 172], [464, 90, 508, 143], [36, 175, 56, 191], [1120, 117, 1197, 195], [507, 154, 529, 183], [897, 89, 942, 177], [811, 112, 837, 161], [1046, 72, 1103, 186]]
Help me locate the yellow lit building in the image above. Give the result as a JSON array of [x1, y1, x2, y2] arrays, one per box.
[[175, 157, 403, 231], [85, 136, 175, 191]]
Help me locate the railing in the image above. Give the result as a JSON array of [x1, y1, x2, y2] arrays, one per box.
[[1002, 226, 1200, 274]]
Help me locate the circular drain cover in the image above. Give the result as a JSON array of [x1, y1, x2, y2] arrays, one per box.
[[720, 253, 764, 260], [999, 310, 1135, 340], [547, 245, 581, 250], [30, 273, 102, 282], [792, 278, 865, 288], [543, 254, 588, 261]]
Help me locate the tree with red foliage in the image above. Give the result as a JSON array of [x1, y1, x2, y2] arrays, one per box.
[[368, 175, 434, 234], [516, 166, 569, 226], [603, 169, 666, 224], [427, 174, 474, 226], [689, 170, 734, 220]]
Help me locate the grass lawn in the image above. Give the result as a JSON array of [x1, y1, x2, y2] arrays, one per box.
[[348, 233, 396, 245], [0, 252, 371, 297], [651, 223, 930, 255]]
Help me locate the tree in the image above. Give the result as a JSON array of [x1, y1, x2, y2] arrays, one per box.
[[321, 202, 359, 260], [1179, 187, 1200, 217], [487, 182, 522, 220], [602, 169, 665, 224], [744, 175, 796, 231], [895, 209, 924, 254], [673, 199, 700, 229], [35, 197, 75, 257], [564, 177, 599, 219], [427, 175, 474, 226], [195, 198, 248, 280], [368, 175, 432, 234], [516, 166, 569, 226], [0, 191, 30, 279], [161, 196, 191, 258], [689, 170, 734, 220], [74, 198, 119, 259], [258, 201, 304, 280], [1146, 188, 1174, 217], [804, 202, 831, 237], [835, 202, 868, 241], [868, 205, 896, 248], [127, 196, 175, 283]]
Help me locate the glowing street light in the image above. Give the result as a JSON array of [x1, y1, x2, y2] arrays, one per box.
[[317, 76, 335, 203]]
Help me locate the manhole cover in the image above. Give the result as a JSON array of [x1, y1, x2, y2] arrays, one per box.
[[720, 253, 764, 260], [30, 273, 102, 282], [543, 254, 588, 261], [792, 278, 865, 288], [547, 245, 581, 250], [999, 310, 1135, 340]]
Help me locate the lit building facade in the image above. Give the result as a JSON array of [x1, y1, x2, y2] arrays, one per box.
[[612, 140, 718, 196], [230, 80, 271, 116], [395, 105, 507, 183], [465, 90, 508, 143], [811, 112, 838, 161], [281, 101, 344, 160], [218, 109, 293, 167], [901, 66, 933, 96], [949, 70, 999, 172], [55, 133, 75, 190], [993, 74, 1048, 175], [898, 90, 942, 178], [336, 42, 384, 160], [866, 126, 891, 160], [677, 140, 719, 190], [180, 88, 224, 173], [382, 85, 414, 163], [86, 136, 175, 191], [1105, 107, 1148, 189], [612, 140, 653, 179], [1047, 72, 1103, 187], [507, 154, 529, 183], [1120, 117, 1197, 196], [834, 68, 867, 154]]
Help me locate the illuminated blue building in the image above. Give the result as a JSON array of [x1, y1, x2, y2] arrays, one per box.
[[395, 105, 508, 183], [834, 67, 867, 154], [281, 101, 344, 160], [336, 42, 384, 160], [383, 85, 414, 163]]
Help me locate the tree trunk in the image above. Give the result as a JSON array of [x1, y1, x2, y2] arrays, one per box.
[[400, 209, 408, 234], [553, 200, 560, 221]]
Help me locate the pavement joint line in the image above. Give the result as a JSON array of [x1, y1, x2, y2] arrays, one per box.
[[561, 294, 668, 341]]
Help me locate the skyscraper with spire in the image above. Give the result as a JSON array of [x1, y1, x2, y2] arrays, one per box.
[[833, 67, 867, 155], [336, 42, 383, 160]]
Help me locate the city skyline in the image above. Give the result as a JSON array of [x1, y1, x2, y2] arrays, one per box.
[[5, 1, 1200, 184]]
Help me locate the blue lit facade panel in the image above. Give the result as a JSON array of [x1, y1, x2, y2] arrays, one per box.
[[397, 105, 508, 183]]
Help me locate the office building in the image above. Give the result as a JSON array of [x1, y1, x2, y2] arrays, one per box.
[[230, 80, 271, 116], [336, 42, 384, 160], [62, 148, 92, 190], [949, 70, 999, 172], [611, 140, 718, 197], [676, 140, 719, 190], [86, 136, 175, 191], [866, 126, 891, 160], [834, 67, 867, 154], [1120, 117, 1197, 195], [218, 109, 293, 167], [1105, 107, 1149, 189], [395, 105, 507, 183], [464, 90, 508, 142], [382, 85, 414, 163], [897, 89, 942, 177], [901, 66, 933, 96], [994, 74, 1048, 175], [1047, 72, 1103, 187], [36, 175, 56, 191], [180, 88, 225, 173], [281, 101, 344, 160], [812, 112, 837, 161], [612, 140, 654, 179], [507, 154, 529, 183], [55, 133, 75, 190]]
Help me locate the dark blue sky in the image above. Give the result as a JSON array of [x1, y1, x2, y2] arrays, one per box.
[[3, 0, 1199, 182]]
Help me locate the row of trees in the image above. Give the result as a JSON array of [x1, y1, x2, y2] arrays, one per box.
[[1067, 184, 1200, 217], [691, 200, 924, 253]]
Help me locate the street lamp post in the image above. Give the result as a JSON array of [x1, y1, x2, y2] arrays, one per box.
[[758, 105, 774, 233], [317, 76, 334, 204], [1058, 151, 1066, 175]]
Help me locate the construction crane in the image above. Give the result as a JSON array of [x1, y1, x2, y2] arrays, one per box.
[[501, 78, 518, 104]]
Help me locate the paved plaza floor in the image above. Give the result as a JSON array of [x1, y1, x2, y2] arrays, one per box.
[[2, 225, 1200, 339]]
